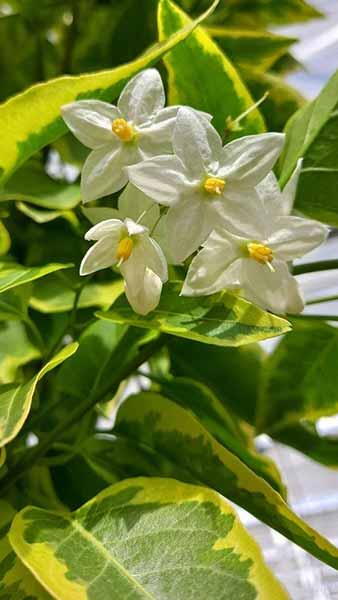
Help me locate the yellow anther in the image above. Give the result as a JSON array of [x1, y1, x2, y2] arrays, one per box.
[[116, 237, 133, 262], [203, 177, 225, 195], [112, 118, 135, 142], [247, 242, 273, 264]]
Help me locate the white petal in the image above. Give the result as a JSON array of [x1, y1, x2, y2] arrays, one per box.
[[133, 235, 168, 282], [127, 155, 192, 207], [80, 236, 119, 275], [242, 259, 304, 314], [82, 207, 120, 225], [85, 218, 124, 241], [182, 229, 243, 296], [124, 267, 162, 315], [280, 158, 303, 216], [118, 69, 165, 125], [219, 132, 285, 185], [165, 195, 213, 264], [118, 183, 160, 229], [216, 186, 270, 240], [153, 106, 212, 123], [138, 106, 213, 156], [173, 107, 222, 178], [268, 216, 328, 260], [81, 145, 128, 203], [61, 101, 121, 149], [152, 213, 177, 265], [125, 217, 148, 236]]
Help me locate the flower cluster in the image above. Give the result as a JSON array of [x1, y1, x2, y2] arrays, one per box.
[[62, 69, 328, 316]]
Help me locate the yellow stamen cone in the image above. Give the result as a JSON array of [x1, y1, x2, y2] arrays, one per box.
[[112, 118, 135, 142], [116, 237, 133, 262], [203, 177, 225, 195], [247, 242, 273, 264]]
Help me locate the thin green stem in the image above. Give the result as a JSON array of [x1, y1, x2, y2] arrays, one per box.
[[306, 295, 338, 306], [289, 314, 338, 322], [293, 260, 338, 275], [0, 334, 166, 494]]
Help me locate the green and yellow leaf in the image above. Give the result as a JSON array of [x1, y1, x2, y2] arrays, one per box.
[[206, 27, 296, 72], [114, 392, 338, 569], [9, 477, 288, 599], [0, 0, 218, 185], [97, 283, 291, 347], [242, 67, 305, 132], [158, 376, 286, 496], [0, 262, 72, 294], [0, 342, 78, 447], [0, 500, 51, 599], [159, 0, 265, 136]]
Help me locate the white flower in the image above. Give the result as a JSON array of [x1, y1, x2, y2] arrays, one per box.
[[128, 107, 285, 263], [82, 182, 160, 231], [80, 192, 167, 315], [62, 70, 210, 203], [182, 164, 328, 315]]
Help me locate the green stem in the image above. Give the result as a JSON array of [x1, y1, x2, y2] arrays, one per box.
[[0, 334, 166, 494], [289, 314, 338, 322], [306, 295, 338, 306], [293, 260, 338, 275]]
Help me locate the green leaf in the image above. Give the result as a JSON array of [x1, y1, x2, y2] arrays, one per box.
[[279, 69, 338, 226], [16, 201, 79, 228], [241, 67, 305, 132], [114, 392, 338, 569], [0, 261, 72, 294], [0, 342, 78, 447], [9, 477, 287, 599], [158, 0, 265, 136], [0, 446, 5, 468], [274, 423, 338, 469], [220, 0, 322, 27], [0, 500, 52, 599], [169, 336, 263, 422], [97, 283, 291, 347], [0, 161, 81, 209], [0, 221, 10, 255], [0, 320, 41, 384], [158, 376, 286, 496], [55, 320, 126, 402], [257, 320, 338, 432], [207, 27, 296, 72], [0, 0, 218, 185], [0, 288, 29, 321], [30, 275, 124, 313]]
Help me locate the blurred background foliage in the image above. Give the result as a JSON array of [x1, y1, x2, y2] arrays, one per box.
[[0, 0, 318, 126]]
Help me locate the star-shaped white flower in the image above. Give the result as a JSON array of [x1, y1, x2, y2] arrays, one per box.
[[181, 163, 328, 315], [80, 186, 167, 315], [62, 70, 209, 203], [128, 107, 285, 263]]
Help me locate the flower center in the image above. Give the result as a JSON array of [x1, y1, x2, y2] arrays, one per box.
[[247, 242, 273, 264], [112, 118, 135, 142], [203, 177, 226, 195], [116, 236, 133, 262]]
